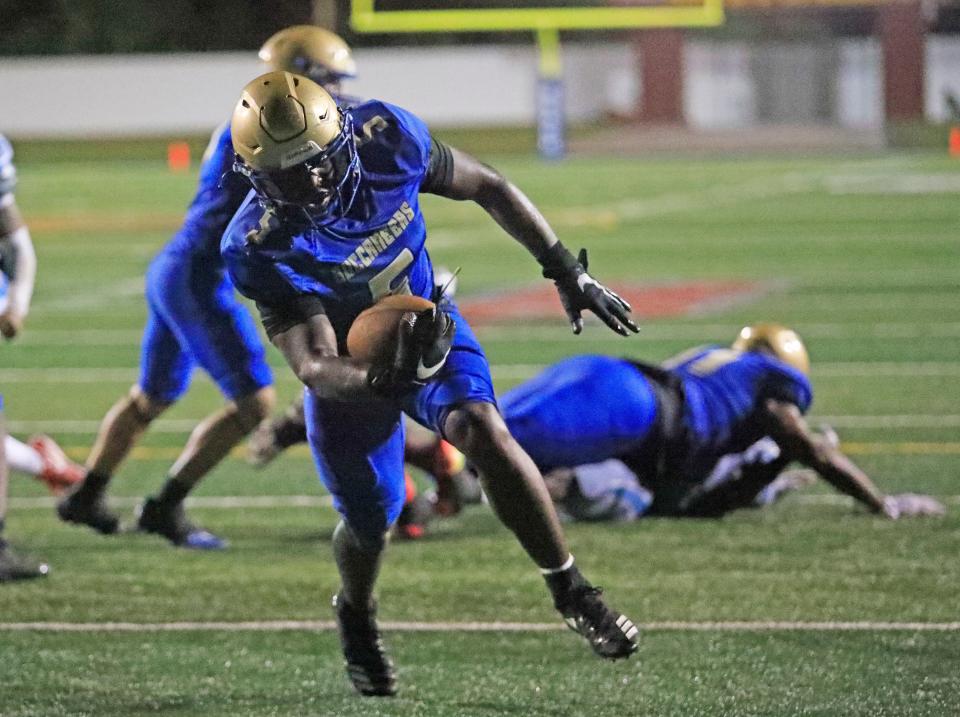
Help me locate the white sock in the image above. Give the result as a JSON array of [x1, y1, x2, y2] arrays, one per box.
[[5, 436, 44, 477], [539, 554, 575, 575]]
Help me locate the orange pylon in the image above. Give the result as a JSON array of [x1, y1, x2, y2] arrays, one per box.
[[949, 127, 960, 158], [167, 142, 191, 172]]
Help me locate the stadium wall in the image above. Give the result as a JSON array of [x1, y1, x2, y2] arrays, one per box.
[[0, 38, 957, 138]]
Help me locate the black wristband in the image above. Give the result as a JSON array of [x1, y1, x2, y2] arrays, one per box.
[[538, 241, 580, 281]]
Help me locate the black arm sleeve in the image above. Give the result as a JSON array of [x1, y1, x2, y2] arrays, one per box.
[[420, 137, 455, 195], [256, 295, 328, 340]]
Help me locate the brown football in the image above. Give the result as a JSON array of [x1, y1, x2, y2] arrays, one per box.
[[346, 294, 435, 363]]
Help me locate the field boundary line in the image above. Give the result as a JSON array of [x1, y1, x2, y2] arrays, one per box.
[[4, 362, 960, 385], [14, 321, 960, 346], [8, 494, 332, 510], [8, 494, 960, 511], [1, 620, 958, 633], [12, 416, 960, 436], [475, 323, 960, 342]]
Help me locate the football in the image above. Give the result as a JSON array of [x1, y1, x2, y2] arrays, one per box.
[[346, 294, 435, 363]]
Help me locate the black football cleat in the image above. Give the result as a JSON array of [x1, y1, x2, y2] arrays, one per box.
[[57, 487, 120, 535], [0, 542, 50, 582], [332, 592, 398, 697], [556, 584, 639, 660], [136, 498, 226, 550]]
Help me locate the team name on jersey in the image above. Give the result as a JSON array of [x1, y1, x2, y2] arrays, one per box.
[[333, 201, 415, 283]]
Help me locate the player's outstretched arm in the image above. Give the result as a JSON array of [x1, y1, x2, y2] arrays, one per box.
[[760, 398, 889, 513], [759, 399, 944, 519], [422, 141, 637, 336]]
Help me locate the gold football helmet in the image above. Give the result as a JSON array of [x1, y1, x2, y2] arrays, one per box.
[[231, 71, 360, 218], [732, 323, 810, 375], [259, 25, 356, 89]]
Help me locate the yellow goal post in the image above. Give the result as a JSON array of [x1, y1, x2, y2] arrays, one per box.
[[349, 1, 725, 157]]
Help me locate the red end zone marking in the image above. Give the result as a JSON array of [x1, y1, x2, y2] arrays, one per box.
[[458, 280, 764, 325]]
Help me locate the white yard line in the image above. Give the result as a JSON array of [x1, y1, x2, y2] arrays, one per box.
[[793, 494, 960, 505], [825, 173, 960, 195], [8, 494, 960, 511], [3, 362, 959, 385], [14, 329, 145, 346], [14, 322, 960, 347], [820, 415, 960, 428], [354, 159, 931, 246], [8, 494, 332, 510], [547, 161, 919, 228], [475, 323, 960, 342], [812, 363, 960, 377], [0, 619, 957, 633], [491, 363, 960, 380], [0, 368, 142, 383], [6, 418, 203, 433], [29, 278, 145, 314], [7, 414, 960, 435]]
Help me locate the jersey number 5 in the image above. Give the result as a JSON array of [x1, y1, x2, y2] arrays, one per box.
[[368, 248, 414, 300]]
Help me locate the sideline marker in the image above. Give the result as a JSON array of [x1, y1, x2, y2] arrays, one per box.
[[167, 142, 191, 172], [950, 127, 960, 158]]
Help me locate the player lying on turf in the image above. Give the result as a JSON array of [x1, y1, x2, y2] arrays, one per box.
[[57, 27, 357, 549], [495, 324, 944, 522], [222, 71, 640, 696], [0, 132, 50, 581]]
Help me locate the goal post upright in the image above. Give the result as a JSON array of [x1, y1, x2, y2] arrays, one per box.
[[350, 0, 725, 158]]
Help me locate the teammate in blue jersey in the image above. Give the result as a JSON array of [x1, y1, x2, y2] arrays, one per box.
[[57, 27, 358, 549], [501, 324, 944, 522], [0, 132, 51, 582], [222, 72, 640, 695]]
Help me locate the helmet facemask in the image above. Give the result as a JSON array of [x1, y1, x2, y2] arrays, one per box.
[[235, 109, 361, 223]]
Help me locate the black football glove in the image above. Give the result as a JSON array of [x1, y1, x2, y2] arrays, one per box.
[[367, 307, 456, 398], [539, 242, 639, 336]]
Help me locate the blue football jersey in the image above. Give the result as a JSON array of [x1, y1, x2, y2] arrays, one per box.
[[162, 122, 251, 261], [0, 133, 16, 198], [222, 100, 436, 336], [665, 345, 813, 458]]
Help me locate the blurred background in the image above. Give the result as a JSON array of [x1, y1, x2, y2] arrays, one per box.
[[1, 5, 959, 714], [2, 0, 959, 151]]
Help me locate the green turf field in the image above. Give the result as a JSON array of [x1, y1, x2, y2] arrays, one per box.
[[1, 147, 958, 716]]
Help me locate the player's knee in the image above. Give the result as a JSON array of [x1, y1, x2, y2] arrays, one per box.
[[340, 520, 388, 553], [233, 386, 276, 433], [443, 402, 511, 457], [129, 386, 170, 423]]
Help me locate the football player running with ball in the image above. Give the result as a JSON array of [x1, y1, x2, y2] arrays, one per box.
[[57, 27, 357, 549], [222, 72, 640, 695]]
